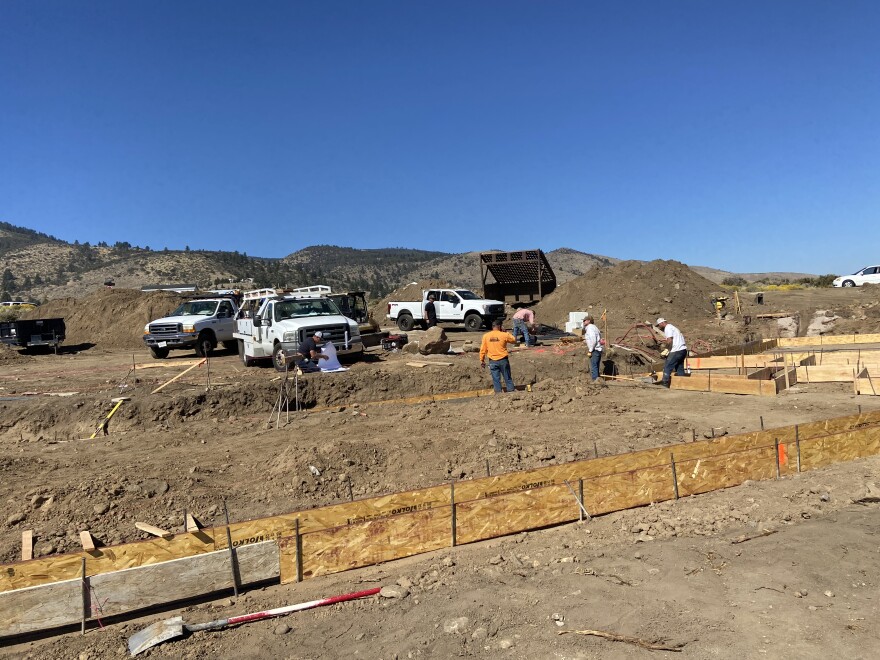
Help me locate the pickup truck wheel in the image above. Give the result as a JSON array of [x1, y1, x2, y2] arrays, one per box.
[[397, 314, 415, 332], [195, 332, 215, 357], [842, 280, 856, 287], [464, 313, 483, 332], [272, 342, 289, 372], [238, 340, 255, 367], [149, 346, 170, 359]]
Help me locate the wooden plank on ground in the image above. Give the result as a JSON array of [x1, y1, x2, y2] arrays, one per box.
[[20, 531, 33, 562], [289, 507, 451, 581], [406, 361, 454, 368], [150, 358, 206, 394], [796, 366, 872, 383], [0, 541, 278, 637]]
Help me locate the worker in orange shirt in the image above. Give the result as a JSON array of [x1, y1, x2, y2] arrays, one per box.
[[479, 318, 518, 393]]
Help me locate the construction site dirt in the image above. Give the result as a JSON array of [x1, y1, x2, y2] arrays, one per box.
[[2, 282, 880, 658]]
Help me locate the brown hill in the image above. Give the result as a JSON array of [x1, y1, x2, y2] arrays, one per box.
[[532, 260, 720, 338], [23, 288, 187, 350]]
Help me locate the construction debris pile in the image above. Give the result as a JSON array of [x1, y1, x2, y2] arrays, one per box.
[[533, 260, 722, 337], [23, 288, 184, 350]]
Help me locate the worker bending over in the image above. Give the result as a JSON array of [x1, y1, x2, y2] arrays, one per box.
[[511, 306, 536, 347], [655, 318, 688, 387]]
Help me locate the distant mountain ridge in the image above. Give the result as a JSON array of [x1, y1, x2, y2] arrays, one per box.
[[0, 221, 816, 302]]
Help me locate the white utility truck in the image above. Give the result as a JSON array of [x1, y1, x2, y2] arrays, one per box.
[[386, 288, 506, 332], [143, 295, 239, 359], [234, 288, 363, 371]]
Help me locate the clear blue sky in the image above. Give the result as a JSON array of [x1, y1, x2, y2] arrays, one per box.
[[1, 1, 878, 274]]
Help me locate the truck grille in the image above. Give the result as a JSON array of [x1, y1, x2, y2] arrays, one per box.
[[486, 304, 505, 316], [298, 324, 353, 347], [148, 323, 181, 337]]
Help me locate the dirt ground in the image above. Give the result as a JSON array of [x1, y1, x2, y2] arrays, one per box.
[[2, 285, 880, 658]]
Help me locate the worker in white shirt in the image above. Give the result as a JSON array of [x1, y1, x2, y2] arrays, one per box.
[[583, 313, 603, 382], [655, 317, 688, 387]]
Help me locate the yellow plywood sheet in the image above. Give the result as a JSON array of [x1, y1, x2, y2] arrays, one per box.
[[856, 377, 879, 395], [676, 447, 777, 496], [584, 465, 676, 515], [455, 484, 577, 545], [284, 507, 452, 582]]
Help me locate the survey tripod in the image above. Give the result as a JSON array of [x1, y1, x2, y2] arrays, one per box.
[[269, 351, 303, 428]]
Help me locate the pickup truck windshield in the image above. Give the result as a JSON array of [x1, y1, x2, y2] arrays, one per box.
[[171, 301, 219, 316], [455, 290, 480, 300], [274, 298, 342, 321]]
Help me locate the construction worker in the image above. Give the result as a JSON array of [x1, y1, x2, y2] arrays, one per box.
[[479, 318, 517, 394], [511, 305, 536, 347], [654, 318, 688, 387], [424, 294, 438, 328], [582, 313, 602, 382]]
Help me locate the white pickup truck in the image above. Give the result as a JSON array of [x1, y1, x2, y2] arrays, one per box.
[[234, 289, 363, 371], [143, 296, 239, 359], [386, 288, 506, 332]]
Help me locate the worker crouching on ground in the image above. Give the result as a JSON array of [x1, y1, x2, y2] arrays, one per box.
[[583, 313, 603, 382], [297, 330, 330, 373], [655, 318, 688, 387], [511, 305, 536, 347], [480, 318, 517, 393]]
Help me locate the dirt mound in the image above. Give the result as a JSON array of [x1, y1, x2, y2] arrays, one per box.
[[370, 279, 455, 323], [0, 343, 32, 363], [22, 288, 186, 350], [533, 260, 720, 336]]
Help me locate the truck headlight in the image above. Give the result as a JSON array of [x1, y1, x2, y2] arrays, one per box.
[[182, 324, 195, 333], [350, 326, 361, 338], [283, 331, 298, 342], [143, 324, 149, 334]]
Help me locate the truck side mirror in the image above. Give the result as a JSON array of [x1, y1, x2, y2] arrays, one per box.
[[253, 315, 262, 327]]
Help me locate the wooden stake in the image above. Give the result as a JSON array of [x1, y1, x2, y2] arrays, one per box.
[[21, 530, 33, 561], [558, 629, 684, 652], [151, 358, 207, 394], [185, 513, 202, 533]]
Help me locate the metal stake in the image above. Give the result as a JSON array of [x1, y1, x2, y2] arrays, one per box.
[[450, 481, 457, 547], [347, 480, 354, 502], [670, 454, 679, 499], [760, 415, 764, 431], [485, 459, 490, 477], [222, 499, 239, 596], [295, 518, 303, 583], [593, 440, 599, 458], [774, 438, 780, 479], [80, 557, 87, 635], [563, 479, 590, 521], [795, 425, 801, 473]]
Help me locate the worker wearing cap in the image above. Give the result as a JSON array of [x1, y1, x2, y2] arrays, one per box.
[[655, 318, 687, 387], [297, 330, 330, 372], [583, 313, 603, 382], [479, 318, 518, 393], [424, 295, 438, 328]]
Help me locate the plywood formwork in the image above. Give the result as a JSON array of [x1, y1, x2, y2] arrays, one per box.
[[856, 376, 879, 396], [796, 366, 871, 383], [5, 410, 880, 639], [777, 333, 880, 347], [669, 367, 796, 396]]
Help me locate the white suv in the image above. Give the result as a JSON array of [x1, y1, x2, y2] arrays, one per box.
[[833, 266, 880, 288]]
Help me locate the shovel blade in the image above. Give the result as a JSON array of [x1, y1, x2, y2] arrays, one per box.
[[128, 616, 185, 656]]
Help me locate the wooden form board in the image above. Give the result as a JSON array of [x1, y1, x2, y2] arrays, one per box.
[[796, 366, 870, 383], [785, 350, 880, 366], [670, 371, 782, 396], [687, 355, 781, 370], [856, 377, 880, 396], [6, 409, 880, 595], [777, 333, 880, 347], [6, 415, 880, 638], [0, 541, 278, 636]]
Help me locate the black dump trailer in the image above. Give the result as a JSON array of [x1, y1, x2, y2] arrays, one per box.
[[0, 318, 66, 353], [480, 249, 557, 304]]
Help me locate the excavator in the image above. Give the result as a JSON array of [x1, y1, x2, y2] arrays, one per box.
[[326, 291, 387, 348]]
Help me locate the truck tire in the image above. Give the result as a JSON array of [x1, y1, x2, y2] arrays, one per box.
[[149, 346, 170, 359], [464, 313, 483, 332], [272, 342, 289, 372], [195, 331, 215, 357], [238, 339, 255, 367], [397, 313, 415, 331]]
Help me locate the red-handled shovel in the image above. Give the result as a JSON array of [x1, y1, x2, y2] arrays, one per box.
[[128, 587, 380, 655]]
